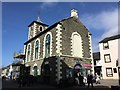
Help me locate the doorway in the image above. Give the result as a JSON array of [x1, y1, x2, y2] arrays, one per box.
[[43, 64, 50, 84], [118, 67, 120, 85]]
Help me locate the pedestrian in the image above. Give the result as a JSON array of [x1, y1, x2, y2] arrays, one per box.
[[95, 73, 100, 84], [74, 72, 79, 85], [78, 73, 84, 86], [87, 73, 93, 88]]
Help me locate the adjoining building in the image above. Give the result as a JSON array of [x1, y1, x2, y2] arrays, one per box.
[[99, 34, 120, 80], [23, 9, 93, 85], [93, 52, 102, 76]]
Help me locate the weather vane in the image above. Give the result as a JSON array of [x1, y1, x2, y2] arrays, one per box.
[[37, 11, 41, 22]]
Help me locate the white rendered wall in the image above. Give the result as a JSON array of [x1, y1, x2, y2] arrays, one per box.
[[99, 39, 119, 79]]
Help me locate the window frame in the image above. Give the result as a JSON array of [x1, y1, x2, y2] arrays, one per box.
[[45, 34, 51, 58], [34, 39, 40, 60], [40, 26, 42, 32], [43, 32, 52, 58], [104, 54, 111, 63], [106, 68, 113, 77], [35, 40, 39, 59], [27, 44, 31, 62], [103, 42, 109, 50]]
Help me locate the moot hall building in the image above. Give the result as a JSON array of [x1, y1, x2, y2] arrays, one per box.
[[22, 9, 93, 84]]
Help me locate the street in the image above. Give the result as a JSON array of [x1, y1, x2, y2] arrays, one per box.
[[2, 79, 120, 89]]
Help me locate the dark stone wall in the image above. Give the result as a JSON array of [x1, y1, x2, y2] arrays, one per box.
[[24, 17, 92, 85], [60, 56, 92, 80], [25, 17, 91, 62], [61, 17, 91, 58], [48, 28, 57, 56], [25, 28, 57, 61], [41, 56, 57, 85]]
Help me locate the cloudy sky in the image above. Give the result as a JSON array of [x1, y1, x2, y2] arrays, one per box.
[[2, 2, 118, 67], [81, 6, 118, 52]]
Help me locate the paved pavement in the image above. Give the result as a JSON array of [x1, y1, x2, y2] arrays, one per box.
[[1, 79, 120, 89], [94, 79, 119, 88]]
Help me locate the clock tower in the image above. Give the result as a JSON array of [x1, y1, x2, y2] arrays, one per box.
[[28, 16, 49, 40]]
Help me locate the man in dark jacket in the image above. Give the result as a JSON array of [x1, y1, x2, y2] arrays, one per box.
[[87, 73, 93, 88]]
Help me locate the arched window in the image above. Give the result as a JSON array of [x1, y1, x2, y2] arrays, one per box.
[[35, 40, 39, 59], [27, 45, 30, 61], [34, 66, 38, 76], [72, 32, 83, 58], [30, 27, 33, 38], [45, 34, 51, 58], [40, 27, 42, 31]]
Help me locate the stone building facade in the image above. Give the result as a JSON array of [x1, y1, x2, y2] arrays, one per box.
[[24, 9, 93, 85]]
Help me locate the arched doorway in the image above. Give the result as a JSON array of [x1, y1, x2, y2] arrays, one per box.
[[33, 66, 38, 76], [74, 64, 83, 75]]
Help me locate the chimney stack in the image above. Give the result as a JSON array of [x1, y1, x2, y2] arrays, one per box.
[[71, 9, 78, 18]]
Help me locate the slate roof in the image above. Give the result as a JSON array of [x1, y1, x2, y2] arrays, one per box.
[[24, 21, 61, 45], [24, 17, 90, 45], [93, 52, 100, 60], [99, 34, 120, 43], [24, 17, 73, 45], [28, 21, 49, 27]]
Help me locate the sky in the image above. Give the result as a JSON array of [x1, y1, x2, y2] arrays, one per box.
[[2, 2, 118, 67]]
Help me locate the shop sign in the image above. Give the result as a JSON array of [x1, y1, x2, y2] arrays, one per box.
[[84, 64, 91, 67]]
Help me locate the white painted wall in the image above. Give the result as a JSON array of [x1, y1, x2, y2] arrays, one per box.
[[99, 39, 119, 79], [118, 39, 120, 67]]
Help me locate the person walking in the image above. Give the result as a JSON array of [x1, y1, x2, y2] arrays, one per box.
[[78, 73, 84, 86], [87, 73, 93, 88], [95, 73, 100, 84], [74, 72, 79, 85]]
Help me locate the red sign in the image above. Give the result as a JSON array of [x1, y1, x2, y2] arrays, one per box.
[[84, 64, 92, 67]]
